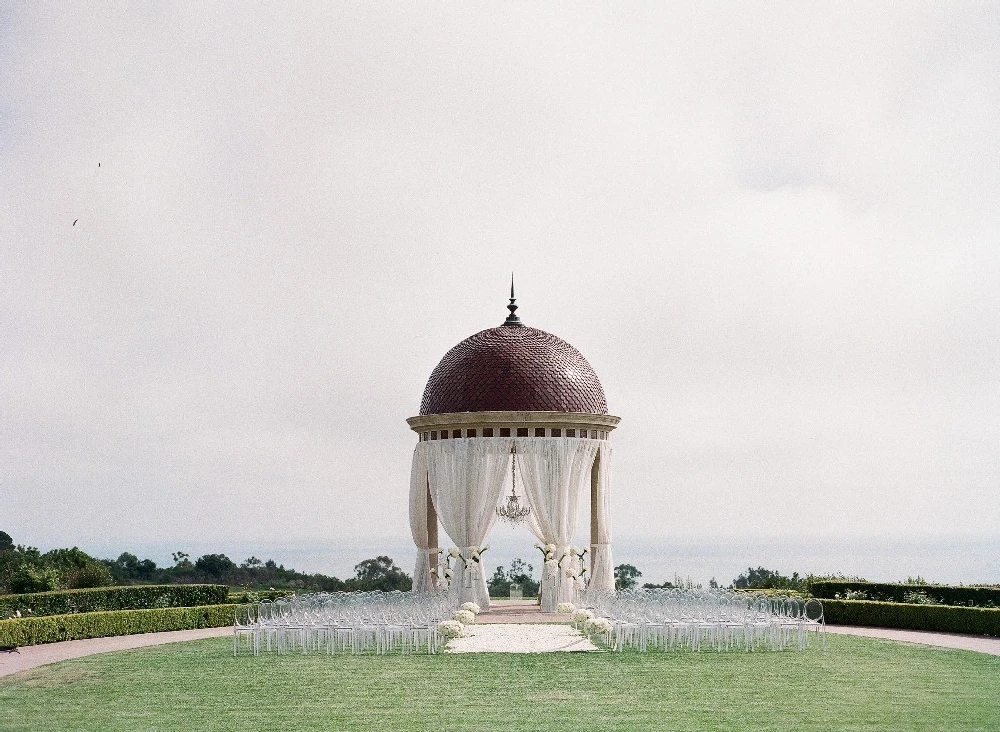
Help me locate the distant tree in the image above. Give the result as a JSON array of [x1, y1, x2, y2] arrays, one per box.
[[194, 554, 236, 578], [642, 580, 675, 590], [104, 552, 157, 583], [241, 557, 262, 569], [70, 562, 114, 588], [487, 558, 539, 598], [731, 567, 804, 591], [172, 551, 192, 568], [36, 547, 113, 589], [0, 531, 13, 553], [614, 564, 642, 591], [9, 565, 61, 593], [488, 565, 509, 596], [507, 558, 538, 597], [264, 559, 277, 569], [353, 556, 410, 591]]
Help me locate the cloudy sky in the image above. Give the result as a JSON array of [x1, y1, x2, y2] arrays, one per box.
[[2, 4, 998, 573]]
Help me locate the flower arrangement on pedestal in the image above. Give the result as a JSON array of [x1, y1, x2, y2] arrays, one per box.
[[556, 602, 576, 614], [452, 609, 476, 624], [437, 620, 464, 639], [459, 602, 481, 615], [584, 617, 612, 635]]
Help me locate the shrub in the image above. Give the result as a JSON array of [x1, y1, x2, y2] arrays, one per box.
[[823, 599, 1000, 637], [8, 566, 62, 594], [0, 604, 236, 647], [810, 580, 1000, 608], [226, 589, 296, 603], [0, 545, 114, 593], [0, 584, 229, 618], [902, 591, 940, 605], [68, 562, 115, 589]]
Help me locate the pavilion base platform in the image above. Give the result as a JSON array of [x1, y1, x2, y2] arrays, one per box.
[[475, 599, 572, 624]]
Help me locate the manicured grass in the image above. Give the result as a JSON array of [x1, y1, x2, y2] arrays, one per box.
[[1, 634, 998, 731]]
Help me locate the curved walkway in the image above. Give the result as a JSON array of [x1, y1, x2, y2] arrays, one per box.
[[825, 624, 1000, 656], [0, 626, 231, 678], [3, 623, 999, 679]]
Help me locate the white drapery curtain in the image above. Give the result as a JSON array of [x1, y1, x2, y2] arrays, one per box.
[[515, 437, 600, 612], [589, 441, 615, 591], [408, 446, 437, 593], [421, 438, 512, 609]]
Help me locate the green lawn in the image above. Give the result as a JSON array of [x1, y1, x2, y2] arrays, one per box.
[[1, 634, 998, 731]]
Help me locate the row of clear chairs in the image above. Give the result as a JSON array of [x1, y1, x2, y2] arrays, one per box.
[[579, 588, 825, 652], [234, 591, 454, 656]]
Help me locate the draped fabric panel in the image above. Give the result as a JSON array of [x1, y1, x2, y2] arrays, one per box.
[[514, 437, 600, 612], [407, 446, 435, 593], [589, 441, 615, 591], [421, 438, 512, 609]]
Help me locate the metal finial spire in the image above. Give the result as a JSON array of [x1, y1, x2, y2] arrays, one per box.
[[504, 274, 522, 326]]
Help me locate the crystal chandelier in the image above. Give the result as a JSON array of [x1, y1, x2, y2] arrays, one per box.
[[497, 443, 531, 525]]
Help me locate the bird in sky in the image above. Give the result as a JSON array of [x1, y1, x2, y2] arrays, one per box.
[[73, 219, 78, 226]]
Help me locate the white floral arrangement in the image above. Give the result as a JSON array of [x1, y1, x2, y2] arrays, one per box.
[[452, 609, 476, 624], [437, 620, 464, 638], [572, 608, 594, 623], [585, 617, 613, 634], [544, 559, 559, 576], [460, 602, 481, 615], [448, 547, 462, 560], [556, 602, 575, 614]]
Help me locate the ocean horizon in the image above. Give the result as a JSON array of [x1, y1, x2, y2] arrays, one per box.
[[75, 533, 1000, 587]]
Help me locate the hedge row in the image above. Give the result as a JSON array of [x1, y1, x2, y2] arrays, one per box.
[[823, 599, 1000, 637], [0, 604, 236, 647], [810, 580, 1000, 608], [226, 589, 296, 603], [0, 584, 229, 618]]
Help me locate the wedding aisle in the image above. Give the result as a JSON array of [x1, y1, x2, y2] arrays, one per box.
[[445, 623, 598, 653]]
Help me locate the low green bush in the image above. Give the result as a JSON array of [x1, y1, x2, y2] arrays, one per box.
[[0, 584, 229, 618], [226, 589, 295, 603], [0, 604, 236, 647], [809, 580, 1000, 608], [823, 599, 1000, 637]]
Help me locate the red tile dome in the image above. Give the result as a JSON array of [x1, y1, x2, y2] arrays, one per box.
[[419, 323, 608, 415]]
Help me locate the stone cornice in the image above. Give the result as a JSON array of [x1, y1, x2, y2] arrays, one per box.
[[406, 411, 621, 433]]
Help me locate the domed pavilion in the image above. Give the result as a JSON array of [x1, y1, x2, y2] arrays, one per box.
[[406, 287, 620, 611]]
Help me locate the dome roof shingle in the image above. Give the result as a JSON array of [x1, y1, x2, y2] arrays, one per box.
[[419, 324, 608, 415]]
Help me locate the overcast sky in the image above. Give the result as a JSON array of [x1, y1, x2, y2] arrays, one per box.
[[2, 4, 998, 566]]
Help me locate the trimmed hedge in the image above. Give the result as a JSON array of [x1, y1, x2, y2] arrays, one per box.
[[810, 580, 1000, 608], [227, 589, 295, 603], [0, 604, 236, 647], [0, 584, 229, 618], [823, 599, 1000, 637]]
